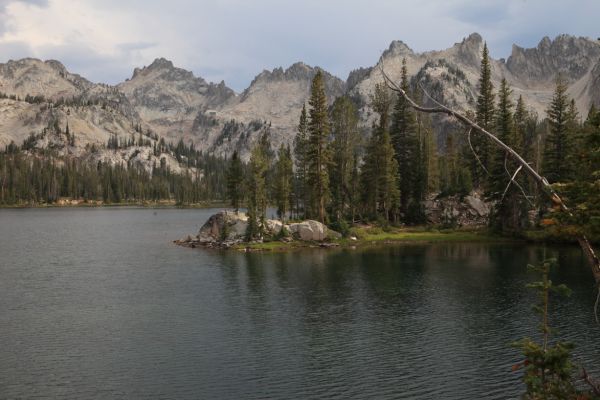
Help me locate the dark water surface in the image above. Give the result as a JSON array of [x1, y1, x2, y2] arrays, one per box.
[[1, 208, 599, 399]]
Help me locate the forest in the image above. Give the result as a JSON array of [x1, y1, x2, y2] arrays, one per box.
[[0, 134, 228, 206], [233, 44, 600, 240]]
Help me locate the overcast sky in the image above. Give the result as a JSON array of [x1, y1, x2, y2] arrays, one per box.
[[0, 0, 598, 91]]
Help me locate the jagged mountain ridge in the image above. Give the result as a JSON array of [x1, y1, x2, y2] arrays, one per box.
[[0, 33, 599, 161]]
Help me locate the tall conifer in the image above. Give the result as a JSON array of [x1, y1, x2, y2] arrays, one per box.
[[473, 43, 495, 185], [307, 70, 331, 224], [543, 76, 575, 182]]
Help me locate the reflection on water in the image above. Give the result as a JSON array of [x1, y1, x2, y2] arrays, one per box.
[[0, 208, 598, 399]]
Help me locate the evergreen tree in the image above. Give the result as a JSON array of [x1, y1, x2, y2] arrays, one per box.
[[422, 111, 439, 195], [390, 58, 418, 216], [307, 70, 331, 224], [360, 83, 400, 221], [274, 144, 293, 223], [226, 150, 244, 212], [409, 88, 430, 223], [583, 105, 600, 180], [543, 76, 576, 183], [514, 95, 528, 156], [439, 133, 472, 198], [329, 95, 360, 222], [245, 141, 268, 240], [378, 130, 401, 221], [489, 79, 515, 197], [473, 42, 496, 186], [293, 103, 310, 219], [489, 78, 527, 232]]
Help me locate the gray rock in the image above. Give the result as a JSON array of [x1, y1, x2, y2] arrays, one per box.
[[197, 210, 248, 243], [465, 195, 490, 217], [289, 220, 328, 241]]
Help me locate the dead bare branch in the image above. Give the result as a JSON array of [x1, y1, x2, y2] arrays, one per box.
[[501, 163, 523, 201], [467, 127, 491, 176], [502, 155, 534, 207]]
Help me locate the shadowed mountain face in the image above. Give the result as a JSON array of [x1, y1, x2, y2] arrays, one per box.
[[0, 33, 599, 160]]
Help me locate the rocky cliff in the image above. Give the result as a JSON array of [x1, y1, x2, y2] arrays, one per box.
[[1, 33, 599, 162]]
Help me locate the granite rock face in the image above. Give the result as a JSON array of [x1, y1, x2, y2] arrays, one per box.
[[197, 210, 249, 243], [1, 34, 599, 162], [424, 191, 492, 227], [288, 220, 329, 241]]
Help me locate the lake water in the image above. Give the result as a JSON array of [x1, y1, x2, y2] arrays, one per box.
[[1, 208, 599, 399]]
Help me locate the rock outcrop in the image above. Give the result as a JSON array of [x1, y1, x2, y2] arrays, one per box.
[[288, 220, 329, 241], [2, 33, 600, 160], [176, 210, 338, 248], [424, 191, 492, 227], [196, 210, 249, 244]]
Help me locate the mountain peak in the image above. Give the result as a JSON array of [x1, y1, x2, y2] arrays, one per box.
[[507, 34, 600, 84], [148, 57, 175, 70], [451, 33, 484, 67], [131, 57, 176, 79], [249, 62, 318, 86], [464, 32, 483, 45], [382, 40, 413, 58]]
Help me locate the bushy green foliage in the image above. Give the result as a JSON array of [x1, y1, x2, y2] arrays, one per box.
[[512, 259, 599, 399], [226, 150, 244, 211]]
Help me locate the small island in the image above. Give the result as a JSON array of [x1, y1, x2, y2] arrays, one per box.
[[175, 209, 506, 252]]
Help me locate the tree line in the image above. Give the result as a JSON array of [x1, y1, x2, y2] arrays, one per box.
[[230, 45, 600, 238], [0, 134, 229, 205]]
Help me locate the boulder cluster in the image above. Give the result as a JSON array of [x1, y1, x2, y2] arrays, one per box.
[[175, 210, 340, 248]]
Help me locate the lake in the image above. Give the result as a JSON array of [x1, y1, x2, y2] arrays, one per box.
[[1, 208, 599, 399]]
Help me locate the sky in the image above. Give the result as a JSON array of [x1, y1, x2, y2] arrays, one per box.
[[0, 0, 598, 92]]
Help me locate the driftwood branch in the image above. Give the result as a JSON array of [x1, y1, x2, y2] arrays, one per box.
[[378, 64, 600, 288]]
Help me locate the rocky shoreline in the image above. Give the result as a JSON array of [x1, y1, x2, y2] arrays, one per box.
[[174, 210, 342, 250]]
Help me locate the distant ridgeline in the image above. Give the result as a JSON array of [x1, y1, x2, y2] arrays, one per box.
[[0, 128, 229, 206]]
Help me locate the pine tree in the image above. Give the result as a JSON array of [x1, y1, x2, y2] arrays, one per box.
[[245, 142, 268, 240], [543, 76, 575, 183], [422, 111, 439, 194], [274, 144, 293, 223], [361, 83, 399, 222], [489, 79, 515, 197], [514, 95, 528, 156], [583, 105, 600, 180], [390, 58, 418, 216], [489, 79, 528, 232], [409, 88, 430, 223], [329, 95, 360, 222], [293, 104, 310, 219], [473, 43, 495, 186], [307, 70, 331, 224], [226, 150, 244, 212], [378, 130, 400, 221]]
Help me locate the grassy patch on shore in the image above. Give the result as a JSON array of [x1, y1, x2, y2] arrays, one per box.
[[233, 226, 515, 252]]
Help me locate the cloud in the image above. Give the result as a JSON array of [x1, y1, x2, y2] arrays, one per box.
[[0, 0, 598, 91]]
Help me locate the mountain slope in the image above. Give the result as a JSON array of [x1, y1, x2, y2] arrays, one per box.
[[0, 33, 599, 160]]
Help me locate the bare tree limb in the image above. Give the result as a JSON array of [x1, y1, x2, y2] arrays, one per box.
[[502, 155, 535, 207], [379, 63, 600, 287], [501, 164, 523, 202], [467, 127, 491, 177]]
